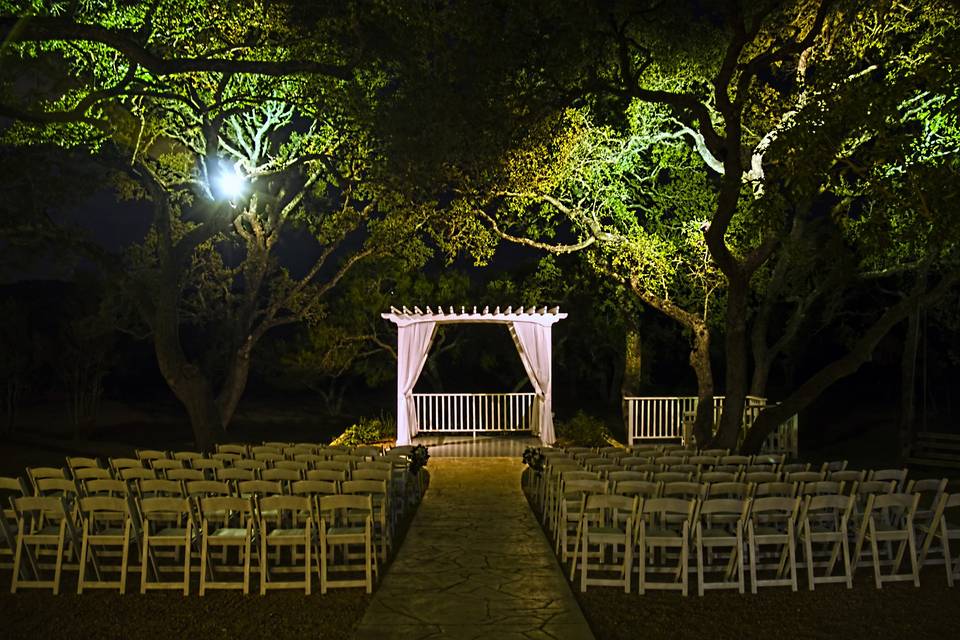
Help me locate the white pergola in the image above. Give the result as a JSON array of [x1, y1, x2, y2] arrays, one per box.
[[381, 305, 567, 446]]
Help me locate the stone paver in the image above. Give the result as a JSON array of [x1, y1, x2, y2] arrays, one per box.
[[353, 458, 595, 640]]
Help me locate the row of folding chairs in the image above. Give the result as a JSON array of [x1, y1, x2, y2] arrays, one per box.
[[31, 460, 400, 488], [565, 445, 854, 475], [5, 490, 378, 596], [578, 466, 911, 490], [560, 489, 960, 596]]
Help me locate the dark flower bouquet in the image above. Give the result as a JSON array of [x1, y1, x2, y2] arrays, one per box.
[[522, 446, 546, 473], [408, 444, 430, 475]]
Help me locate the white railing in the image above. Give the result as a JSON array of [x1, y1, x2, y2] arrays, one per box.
[[413, 392, 536, 436], [623, 395, 798, 456]]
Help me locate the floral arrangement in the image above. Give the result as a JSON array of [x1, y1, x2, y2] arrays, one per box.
[[522, 446, 546, 472], [408, 444, 430, 475]]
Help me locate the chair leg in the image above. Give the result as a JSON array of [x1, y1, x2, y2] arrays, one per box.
[[804, 531, 815, 591], [841, 533, 852, 590], [11, 526, 24, 594], [942, 521, 955, 587], [788, 528, 797, 592], [623, 533, 632, 594], [869, 519, 882, 589], [120, 523, 131, 595], [320, 525, 327, 595], [907, 527, 920, 588], [53, 523, 65, 595], [77, 526, 89, 595], [580, 531, 588, 593], [141, 530, 149, 594], [695, 527, 705, 597], [259, 531, 268, 596]]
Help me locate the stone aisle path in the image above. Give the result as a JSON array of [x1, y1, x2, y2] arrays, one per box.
[[353, 458, 595, 640]]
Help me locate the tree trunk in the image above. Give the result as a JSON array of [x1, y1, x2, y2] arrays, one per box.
[[152, 285, 224, 452], [217, 337, 255, 430], [621, 329, 642, 398], [898, 307, 921, 460], [716, 278, 749, 449], [689, 323, 715, 446]]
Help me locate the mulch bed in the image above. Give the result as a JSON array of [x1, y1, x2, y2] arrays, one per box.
[[574, 571, 960, 640], [0, 578, 370, 640]]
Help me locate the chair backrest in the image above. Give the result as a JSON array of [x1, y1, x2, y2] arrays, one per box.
[[341, 479, 387, 496], [15, 495, 70, 521], [191, 458, 225, 471], [1, 476, 30, 515], [742, 471, 779, 484], [352, 446, 383, 458], [563, 479, 608, 497], [559, 470, 599, 484], [786, 471, 825, 483], [78, 495, 129, 518], [185, 480, 232, 498], [137, 478, 185, 498], [66, 457, 101, 472], [216, 468, 256, 482], [699, 448, 729, 457], [233, 459, 266, 472], [613, 480, 660, 498], [318, 494, 372, 523], [35, 477, 80, 498], [750, 496, 800, 521], [81, 478, 128, 497], [150, 459, 185, 472], [165, 468, 205, 482], [641, 497, 696, 521], [653, 471, 692, 483], [118, 467, 156, 482], [263, 441, 292, 450], [108, 458, 143, 473], [352, 468, 390, 482], [781, 462, 810, 474], [236, 480, 283, 497], [620, 456, 654, 467], [291, 480, 339, 496], [855, 480, 896, 496], [746, 463, 779, 474], [608, 471, 648, 483], [216, 444, 248, 456], [250, 446, 281, 456], [655, 456, 686, 466], [253, 452, 284, 463], [171, 451, 203, 461], [355, 460, 393, 472], [73, 467, 112, 482], [866, 492, 920, 525], [820, 460, 848, 473], [583, 494, 639, 528], [275, 460, 309, 472], [258, 495, 313, 524], [135, 449, 169, 462], [697, 498, 748, 521], [830, 470, 865, 484], [261, 468, 302, 482], [661, 481, 705, 500], [314, 460, 351, 473], [706, 481, 750, 499], [211, 452, 242, 463], [906, 477, 948, 495], [687, 456, 717, 466], [720, 455, 751, 466], [199, 496, 253, 521], [628, 463, 661, 474], [294, 454, 326, 466], [752, 454, 785, 467], [752, 481, 797, 498], [139, 496, 192, 521], [802, 493, 854, 526], [699, 471, 739, 483], [306, 469, 347, 482], [27, 467, 68, 491], [800, 480, 843, 496], [868, 468, 908, 490]]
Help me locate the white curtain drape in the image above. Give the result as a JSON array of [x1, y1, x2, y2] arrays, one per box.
[[510, 322, 555, 445], [395, 322, 437, 445]]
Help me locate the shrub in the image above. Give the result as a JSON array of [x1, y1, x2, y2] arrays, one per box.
[[331, 413, 397, 446], [554, 411, 613, 448]]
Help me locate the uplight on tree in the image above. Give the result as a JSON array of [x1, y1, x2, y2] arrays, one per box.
[[214, 162, 247, 203]]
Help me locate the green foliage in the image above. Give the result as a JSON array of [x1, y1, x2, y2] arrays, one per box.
[[554, 411, 614, 448], [330, 413, 396, 447]]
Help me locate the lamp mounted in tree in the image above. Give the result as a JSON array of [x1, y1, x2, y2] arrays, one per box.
[[213, 160, 247, 206]]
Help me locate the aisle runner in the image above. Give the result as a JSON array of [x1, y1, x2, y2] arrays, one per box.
[[353, 458, 595, 640]]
